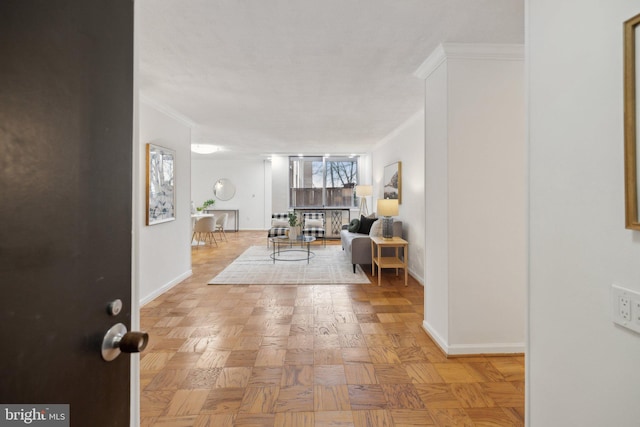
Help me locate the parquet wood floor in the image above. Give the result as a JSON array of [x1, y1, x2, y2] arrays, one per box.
[[140, 231, 524, 426]]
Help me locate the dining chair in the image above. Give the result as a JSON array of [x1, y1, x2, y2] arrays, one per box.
[[192, 216, 217, 247], [215, 213, 228, 241]]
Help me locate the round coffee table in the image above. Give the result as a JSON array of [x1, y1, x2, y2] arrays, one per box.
[[269, 235, 316, 264]]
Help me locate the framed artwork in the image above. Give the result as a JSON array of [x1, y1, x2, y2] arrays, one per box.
[[146, 143, 176, 225], [383, 161, 402, 203], [625, 12, 640, 230]]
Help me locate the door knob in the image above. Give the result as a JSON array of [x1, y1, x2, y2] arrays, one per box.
[[101, 323, 149, 362]]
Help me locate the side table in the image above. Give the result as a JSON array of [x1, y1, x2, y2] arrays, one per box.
[[370, 236, 409, 287]]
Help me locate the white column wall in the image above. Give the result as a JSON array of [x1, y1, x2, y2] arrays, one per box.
[[418, 44, 526, 354], [447, 56, 527, 347], [424, 62, 450, 345], [271, 155, 290, 214], [528, 1, 640, 425]]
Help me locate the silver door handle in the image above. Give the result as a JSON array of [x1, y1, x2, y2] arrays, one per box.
[[101, 323, 149, 362]]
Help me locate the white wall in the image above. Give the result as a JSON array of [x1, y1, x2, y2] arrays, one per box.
[[372, 111, 426, 284], [417, 44, 527, 354], [138, 101, 193, 304], [528, 2, 640, 425], [448, 52, 527, 348], [424, 62, 450, 342], [192, 158, 270, 230]]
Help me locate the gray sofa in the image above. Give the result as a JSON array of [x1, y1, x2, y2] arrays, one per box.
[[340, 221, 403, 273]]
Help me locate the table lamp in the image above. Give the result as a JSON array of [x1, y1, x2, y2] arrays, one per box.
[[377, 199, 399, 239], [355, 185, 372, 217]]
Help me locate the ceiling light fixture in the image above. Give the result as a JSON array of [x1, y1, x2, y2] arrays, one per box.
[[191, 144, 219, 154]]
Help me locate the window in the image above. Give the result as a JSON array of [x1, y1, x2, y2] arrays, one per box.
[[289, 156, 358, 208]]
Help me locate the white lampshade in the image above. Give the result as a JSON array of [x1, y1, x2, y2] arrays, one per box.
[[355, 185, 372, 197], [377, 199, 399, 217]]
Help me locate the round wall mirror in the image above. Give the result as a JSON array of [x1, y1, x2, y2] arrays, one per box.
[[213, 178, 236, 201]]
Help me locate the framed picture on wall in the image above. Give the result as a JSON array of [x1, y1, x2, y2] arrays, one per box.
[[146, 143, 176, 225], [624, 12, 640, 230], [383, 161, 402, 203]]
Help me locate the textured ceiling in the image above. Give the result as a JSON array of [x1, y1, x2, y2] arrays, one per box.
[[138, 0, 524, 158]]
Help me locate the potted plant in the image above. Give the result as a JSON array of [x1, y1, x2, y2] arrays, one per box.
[[202, 199, 215, 211], [288, 211, 301, 239]]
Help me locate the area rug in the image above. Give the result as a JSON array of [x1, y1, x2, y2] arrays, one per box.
[[208, 245, 371, 285]]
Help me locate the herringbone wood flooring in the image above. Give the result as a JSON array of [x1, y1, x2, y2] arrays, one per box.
[[140, 231, 524, 426]]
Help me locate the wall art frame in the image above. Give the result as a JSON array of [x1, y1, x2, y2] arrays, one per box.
[[383, 161, 402, 203], [146, 143, 176, 225], [624, 12, 640, 230]]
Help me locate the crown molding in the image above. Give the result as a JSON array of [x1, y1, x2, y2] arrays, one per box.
[[414, 43, 524, 80], [374, 109, 424, 151], [413, 44, 447, 80], [140, 94, 196, 128]]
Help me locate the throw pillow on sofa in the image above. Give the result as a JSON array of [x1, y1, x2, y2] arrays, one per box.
[[347, 218, 360, 232], [369, 219, 383, 237], [357, 215, 378, 234]]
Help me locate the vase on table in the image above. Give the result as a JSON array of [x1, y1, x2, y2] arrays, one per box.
[[289, 227, 298, 240]]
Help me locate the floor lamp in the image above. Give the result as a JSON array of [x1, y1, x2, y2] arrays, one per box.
[[355, 185, 372, 217]]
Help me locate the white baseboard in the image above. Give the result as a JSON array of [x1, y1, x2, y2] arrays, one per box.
[[140, 270, 192, 306], [422, 320, 449, 352], [422, 321, 525, 356], [409, 267, 424, 286]]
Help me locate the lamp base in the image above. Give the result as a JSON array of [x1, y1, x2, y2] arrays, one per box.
[[382, 216, 394, 239], [358, 198, 369, 218]]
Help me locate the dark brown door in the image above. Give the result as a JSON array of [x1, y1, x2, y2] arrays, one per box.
[[0, 1, 134, 425]]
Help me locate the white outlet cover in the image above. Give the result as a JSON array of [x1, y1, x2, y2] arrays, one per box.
[[612, 284, 640, 334], [620, 295, 631, 320]]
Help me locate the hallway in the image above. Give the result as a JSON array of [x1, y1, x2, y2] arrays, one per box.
[[140, 231, 524, 426]]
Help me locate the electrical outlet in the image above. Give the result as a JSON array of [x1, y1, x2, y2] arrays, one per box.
[[619, 295, 631, 320], [612, 284, 640, 334]]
